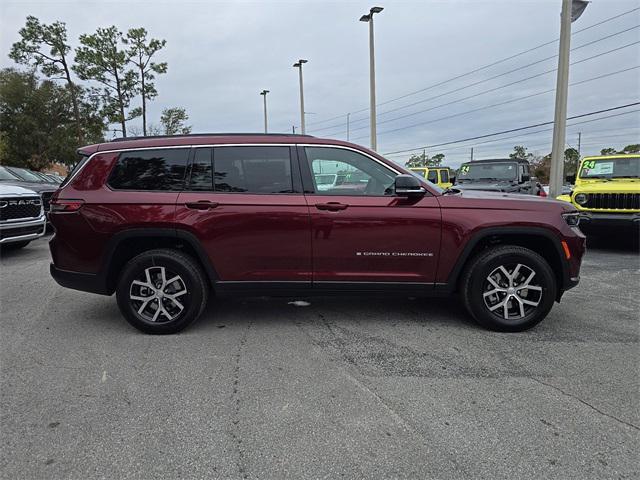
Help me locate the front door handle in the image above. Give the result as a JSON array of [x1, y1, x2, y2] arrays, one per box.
[[315, 202, 348, 212], [185, 200, 219, 210]]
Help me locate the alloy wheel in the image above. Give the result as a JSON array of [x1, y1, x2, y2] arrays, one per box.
[[129, 266, 188, 323], [482, 263, 543, 321]]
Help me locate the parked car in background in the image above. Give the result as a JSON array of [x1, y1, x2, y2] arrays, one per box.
[[0, 166, 57, 213], [456, 158, 540, 195], [409, 167, 453, 189], [557, 154, 639, 234], [49, 133, 584, 335], [0, 184, 46, 250]]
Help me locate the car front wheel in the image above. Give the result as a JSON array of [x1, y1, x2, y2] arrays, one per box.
[[116, 249, 209, 334], [461, 245, 557, 332]]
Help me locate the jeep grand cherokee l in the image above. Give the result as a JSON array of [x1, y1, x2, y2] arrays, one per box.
[[49, 134, 585, 334]]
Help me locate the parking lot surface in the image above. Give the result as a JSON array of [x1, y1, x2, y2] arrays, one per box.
[[1, 236, 638, 480]]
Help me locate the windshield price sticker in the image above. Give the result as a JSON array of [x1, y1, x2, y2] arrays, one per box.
[[460, 165, 470, 175], [584, 161, 614, 176]]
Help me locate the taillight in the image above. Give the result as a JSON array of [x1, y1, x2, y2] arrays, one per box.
[[50, 199, 84, 212]]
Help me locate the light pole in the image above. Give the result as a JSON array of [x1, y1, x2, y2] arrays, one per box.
[[360, 6, 383, 151], [346, 113, 351, 141], [549, 0, 588, 198], [260, 90, 269, 133], [293, 59, 308, 134]]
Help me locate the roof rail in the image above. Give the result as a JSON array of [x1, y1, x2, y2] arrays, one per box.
[[110, 132, 315, 142]]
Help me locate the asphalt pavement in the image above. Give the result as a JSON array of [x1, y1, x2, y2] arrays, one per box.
[[1, 235, 638, 479]]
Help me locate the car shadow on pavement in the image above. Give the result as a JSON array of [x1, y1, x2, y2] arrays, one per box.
[[189, 295, 479, 334], [586, 233, 639, 253]]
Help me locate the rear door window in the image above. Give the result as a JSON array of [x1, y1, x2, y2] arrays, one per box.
[[108, 149, 189, 191], [213, 146, 293, 193], [188, 148, 214, 191], [440, 169, 449, 183], [427, 170, 438, 183]]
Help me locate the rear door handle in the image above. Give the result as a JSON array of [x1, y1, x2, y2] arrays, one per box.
[[315, 202, 348, 212], [185, 200, 219, 210]]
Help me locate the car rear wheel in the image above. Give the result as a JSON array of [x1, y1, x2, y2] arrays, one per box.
[[461, 246, 556, 332], [116, 249, 209, 334]]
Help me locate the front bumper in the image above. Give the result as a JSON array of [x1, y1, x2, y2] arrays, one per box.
[[578, 211, 640, 231], [0, 215, 47, 244]]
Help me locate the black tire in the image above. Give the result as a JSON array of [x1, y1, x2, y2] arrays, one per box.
[[1, 240, 31, 251], [116, 249, 209, 334], [460, 245, 557, 332]]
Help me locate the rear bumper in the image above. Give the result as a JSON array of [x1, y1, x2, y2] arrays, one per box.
[[578, 211, 640, 231], [0, 216, 46, 244], [50, 263, 110, 295]]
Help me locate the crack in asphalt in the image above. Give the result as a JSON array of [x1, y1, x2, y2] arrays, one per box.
[[230, 321, 252, 480], [531, 378, 640, 432]]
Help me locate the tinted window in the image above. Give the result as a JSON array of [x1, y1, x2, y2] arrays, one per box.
[[305, 147, 396, 196], [214, 147, 293, 193], [109, 149, 188, 190], [440, 169, 450, 183], [427, 170, 438, 183], [189, 148, 213, 191]]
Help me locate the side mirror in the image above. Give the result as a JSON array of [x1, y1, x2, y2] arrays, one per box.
[[565, 174, 576, 184], [395, 174, 426, 197], [450, 176, 457, 185], [521, 174, 530, 182]]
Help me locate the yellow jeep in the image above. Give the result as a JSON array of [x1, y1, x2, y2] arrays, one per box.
[[409, 167, 453, 189], [557, 154, 639, 233]]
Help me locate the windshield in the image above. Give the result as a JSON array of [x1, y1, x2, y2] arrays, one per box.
[[458, 162, 518, 181], [6, 167, 45, 183], [579, 156, 639, 179], [315, 174, 336, 186], [0, 166, 20, 181]]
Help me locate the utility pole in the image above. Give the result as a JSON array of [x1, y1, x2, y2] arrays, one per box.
[[470, 147, 474, 161], [549, 0, 588, 198], [260, 90, 269, 134], [292, 125, 296, 134], [577, 132, 582, 156], [293, 59, 308, 134], [360, 6, 384, 151]]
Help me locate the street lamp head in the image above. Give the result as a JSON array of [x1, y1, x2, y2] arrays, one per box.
[[260, 90, 269, 96], [293, 59, 308, 68], [370, 6, 384, 14], [359, 14, 370, 22]]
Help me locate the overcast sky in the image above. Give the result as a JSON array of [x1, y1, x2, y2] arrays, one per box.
[[1, 0, 639, 167]]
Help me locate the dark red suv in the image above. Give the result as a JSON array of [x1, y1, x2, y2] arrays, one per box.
[[49, 134, 585, 334]]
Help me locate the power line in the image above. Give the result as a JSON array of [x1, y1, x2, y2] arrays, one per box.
[[306, 6, 640, 128], [314, 24, 640, 133], [381, 102, 640, 155], [385, 124, 640, 157], [349, 62, 639, 141]]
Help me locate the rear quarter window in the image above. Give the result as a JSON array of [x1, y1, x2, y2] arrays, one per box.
[[108, 149, 189, 191]]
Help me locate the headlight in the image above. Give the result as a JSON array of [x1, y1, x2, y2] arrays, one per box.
[[562, 212, 580, 226], [574, 193, 588, 205]]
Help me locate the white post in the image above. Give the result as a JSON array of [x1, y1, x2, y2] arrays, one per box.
[[299, 67, 305, 134], [368, 16, 377, 151], [549, 0, 573, 199]]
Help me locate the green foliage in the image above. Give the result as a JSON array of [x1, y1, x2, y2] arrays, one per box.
[[531, 155, 550, 184], [600, 147, 617, 155], [563, 147, 580, 176], [124, 28, 167, 136], [9, 16, 84, 143], [0, 69, 104, 169], [160, 107, 191, 135], [509, 145, 534, 161], [405, 151, 445, 167], [620, 144, 639, 154], [74, 26, 139, 137]]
